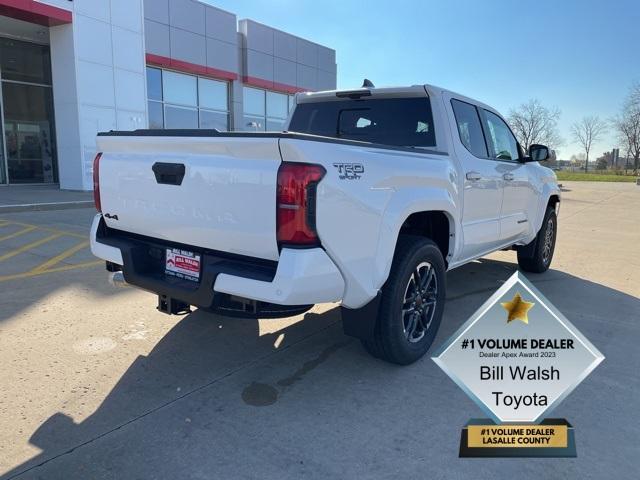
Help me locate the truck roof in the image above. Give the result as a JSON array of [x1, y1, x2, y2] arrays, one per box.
[[296, 84, 499, 116]]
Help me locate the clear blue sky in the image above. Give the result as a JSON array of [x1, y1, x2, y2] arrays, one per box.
[[206, 0, 639, 159]]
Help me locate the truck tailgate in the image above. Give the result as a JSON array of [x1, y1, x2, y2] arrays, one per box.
[[96, 135, 282, 261]]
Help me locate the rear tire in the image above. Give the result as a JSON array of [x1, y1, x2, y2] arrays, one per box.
[[517, 206, 557, 273], [362, 235, 446, 365]]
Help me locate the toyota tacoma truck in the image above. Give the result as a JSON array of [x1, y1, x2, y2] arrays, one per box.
[[90, 83, 560, 365]]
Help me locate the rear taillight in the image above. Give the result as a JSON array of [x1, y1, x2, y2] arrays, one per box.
[[93, 152, 102, 212], [276, 162, 326, 246]]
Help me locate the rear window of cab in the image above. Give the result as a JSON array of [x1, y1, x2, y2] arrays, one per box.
[[288, 97, 436, 147]]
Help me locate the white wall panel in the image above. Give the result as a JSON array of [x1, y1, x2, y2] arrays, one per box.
[[117, 109, 146, 131], [76, 15, 112, 66], [114, 69, 146, 111], [111, 0, 143, 33], [74, 0, 110, 23], [54, 0, 147, 189], [77, 61, 115, 107], [80, 106, 117, 187], [112, 26, 144, 72]]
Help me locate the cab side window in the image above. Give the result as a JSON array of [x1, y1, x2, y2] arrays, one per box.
[[482, 110, 520, 161], [451, 99, 487, 158]]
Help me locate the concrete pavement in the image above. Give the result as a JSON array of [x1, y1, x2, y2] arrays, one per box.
[[0, 181, 638, 479], [0, 185, 93, 213]]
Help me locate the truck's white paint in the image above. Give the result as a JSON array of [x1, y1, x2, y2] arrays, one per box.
[[91, 83, 560, 309], [279, 138, 459, 308], [214, 247, 345, 305], [90, 213, 123, 265], [97, 136, 282, 261]]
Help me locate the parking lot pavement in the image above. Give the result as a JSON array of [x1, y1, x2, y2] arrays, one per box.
[[0, 214, 101, 283], [1, 181, 638, 479]]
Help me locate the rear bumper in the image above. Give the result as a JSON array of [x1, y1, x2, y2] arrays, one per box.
[[214, 248, 344, 305], [89, 214, 344, 307], [90, 214, 123, 265]]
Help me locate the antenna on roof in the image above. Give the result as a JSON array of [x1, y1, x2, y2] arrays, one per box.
[[362, 78, 375, 88]]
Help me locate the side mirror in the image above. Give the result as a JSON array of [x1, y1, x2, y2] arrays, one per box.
[[527, 144, 553, 162]]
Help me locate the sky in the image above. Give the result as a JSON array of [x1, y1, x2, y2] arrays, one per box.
[[206, 0, 640, 159]]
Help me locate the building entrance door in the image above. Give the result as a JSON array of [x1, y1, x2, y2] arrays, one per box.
[[2, 82, 57, 183], [0, 37, 57, 184]]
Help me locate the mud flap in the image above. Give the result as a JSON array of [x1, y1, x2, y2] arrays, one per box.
[[341, 292, 381, 340], [517, 235, 538, 259]]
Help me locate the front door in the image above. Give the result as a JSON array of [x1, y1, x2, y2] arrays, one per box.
[[497, 162, 534, 242], [480, 109, 533, 243], [448, 98, 504, 260]]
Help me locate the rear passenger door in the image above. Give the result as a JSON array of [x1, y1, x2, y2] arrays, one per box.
[[480, 109, 535, 243], [448, 98, 504, 260]]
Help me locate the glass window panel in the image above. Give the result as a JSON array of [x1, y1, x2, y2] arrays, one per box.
[[290, 97, 436, 147], [164, 105, 198, 129], [483, 110, 520, 161], [266, 92, 288, 119], [162, 71, 197, 106], [243, 115, 265, 131], [199, 78, 228, 111], [3, 83, 57, 183], [148, 101, 164, 129], [289, 95, 296, 112], [146, 67, 163, 101], [243, 87, 265, 116], [451, 99, 487, 158], [0, 38, 52, 84], [266, 118, 285, 132], [199, 110, 228, 131]]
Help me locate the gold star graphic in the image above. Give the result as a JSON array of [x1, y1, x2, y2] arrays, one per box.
[[500, 292, 535, 324]]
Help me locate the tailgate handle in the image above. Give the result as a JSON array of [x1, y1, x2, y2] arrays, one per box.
[[152, 162, 185, 186]]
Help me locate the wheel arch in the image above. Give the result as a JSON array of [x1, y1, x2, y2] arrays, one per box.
[[532, 184, 561, 236], [373, 190, 458, 296], [397, 211, 452, 262]]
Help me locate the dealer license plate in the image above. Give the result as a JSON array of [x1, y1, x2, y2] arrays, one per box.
[[165, 248, 201, 282]]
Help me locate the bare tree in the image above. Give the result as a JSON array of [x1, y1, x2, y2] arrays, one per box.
[[508, 99, 564, 155], [613, 82, 640, 173], [571, 116, 608, 172]]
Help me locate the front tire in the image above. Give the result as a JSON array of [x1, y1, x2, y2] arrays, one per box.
[[517, 206, 557, 273], [362, 236, 446, 365]]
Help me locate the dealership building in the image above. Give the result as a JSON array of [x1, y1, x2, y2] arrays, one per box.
[[0, 0, 337, 190]]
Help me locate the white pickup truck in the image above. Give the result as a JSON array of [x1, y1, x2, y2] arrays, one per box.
[[90, 83, 560, 364]]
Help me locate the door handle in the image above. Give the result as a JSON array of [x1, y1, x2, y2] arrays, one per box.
[[503, 173, 514, 181], [466, 171, 482, 181]]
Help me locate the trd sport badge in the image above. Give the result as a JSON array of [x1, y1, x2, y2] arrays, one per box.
[[333, 163, 364, 180]]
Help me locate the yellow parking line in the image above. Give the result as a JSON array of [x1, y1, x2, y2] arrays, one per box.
[[0, 260, 103, 283], [0, 220, 85, 239], [31, 240, 90, 273], [0, 233, 63, 263], [0, 225, 37, 242]]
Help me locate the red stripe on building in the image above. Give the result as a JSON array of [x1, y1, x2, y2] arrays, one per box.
[[146, 53, 238, 82], [145, 54, 306, 94], [0, 0, 72, 26], [243, 76, 308, 94]]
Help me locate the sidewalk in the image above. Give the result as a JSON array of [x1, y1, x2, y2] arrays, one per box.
[[0, 185, 93, 213]]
